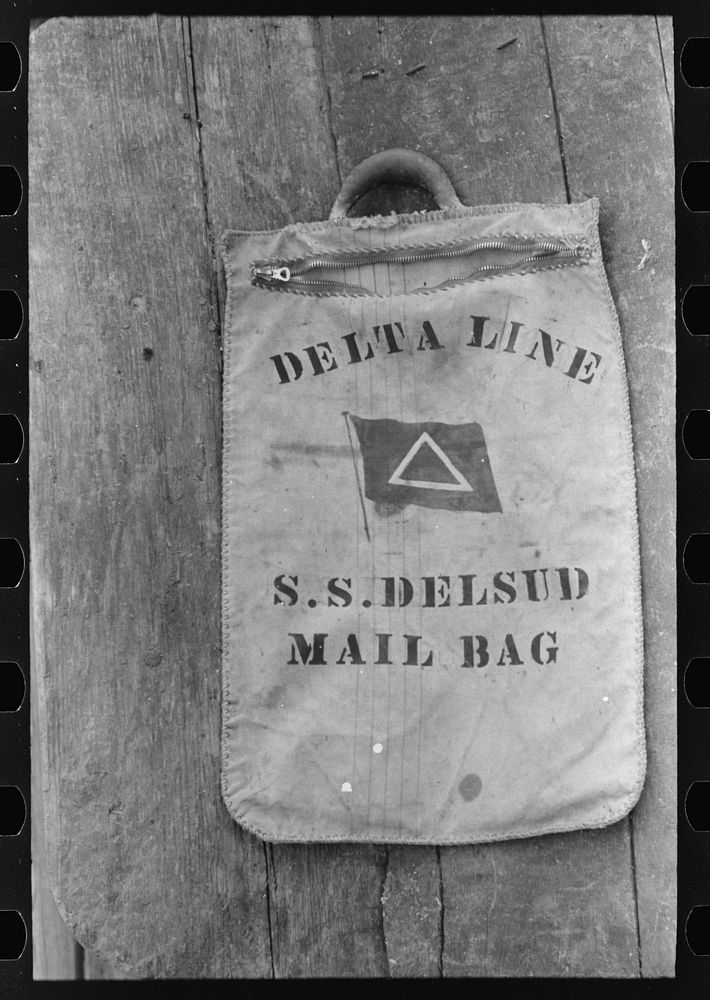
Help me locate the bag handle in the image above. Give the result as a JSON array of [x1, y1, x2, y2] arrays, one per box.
[[329, 148, 464, 220]]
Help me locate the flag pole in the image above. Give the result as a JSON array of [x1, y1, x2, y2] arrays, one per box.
[[342, 412, 371, 543]]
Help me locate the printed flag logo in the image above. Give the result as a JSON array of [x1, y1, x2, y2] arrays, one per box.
[[348, 415, 502, 513]]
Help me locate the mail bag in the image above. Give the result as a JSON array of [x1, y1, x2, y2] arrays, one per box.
[[220, 149, 645, 844]]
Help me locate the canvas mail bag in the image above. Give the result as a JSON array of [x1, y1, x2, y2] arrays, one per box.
[[220, 149, 645, 844]]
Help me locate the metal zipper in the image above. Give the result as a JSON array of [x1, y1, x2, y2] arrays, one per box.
[[251, 236, 590, 296]]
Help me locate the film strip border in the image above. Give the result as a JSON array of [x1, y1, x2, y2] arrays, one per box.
[[0, 1, 705, 996], [679, 4, 710, 985], [0, 0, 28, 992]]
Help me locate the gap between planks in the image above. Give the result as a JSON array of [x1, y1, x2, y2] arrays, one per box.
[[539, 17, 571, 204], [181, 15, 223, 342], [654, 15, 674, 134]]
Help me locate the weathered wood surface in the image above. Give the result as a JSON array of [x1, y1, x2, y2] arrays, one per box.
[[32, 571, 123, 981], [544, 17, 676, 977], [31, 597, 80, 981], [30, 16, 271, 980], [30, 15, 675, 978]]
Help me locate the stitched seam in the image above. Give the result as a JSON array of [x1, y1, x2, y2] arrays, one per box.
[[219, 232, 239, 823], [224, 198, 597, 237], [221, 794, 645, 845], [588, 215, 648, 804]]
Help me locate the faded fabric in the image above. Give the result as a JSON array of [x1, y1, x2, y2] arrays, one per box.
[[220, 198, 645, 844]]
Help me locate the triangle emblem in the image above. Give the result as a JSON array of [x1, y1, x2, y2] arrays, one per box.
[[387, 432, 474, 492]]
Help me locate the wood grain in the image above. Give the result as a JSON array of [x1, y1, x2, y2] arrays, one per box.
[[189, 16, 341, 237], [442, 829, 639, 977], [544, 15, 676, 977], [31, 598, 79, 981], [323, 15, 645, 978], [189, 16, 392, 978], [29, 14, 674, 978], [382, 847, 442, 977], [265, 844, 388, 977], [321, 15, 569, 205], [29, 16, 271, 977]]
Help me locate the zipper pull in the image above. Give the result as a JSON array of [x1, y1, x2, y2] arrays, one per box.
[[251, 264, 291, 284]]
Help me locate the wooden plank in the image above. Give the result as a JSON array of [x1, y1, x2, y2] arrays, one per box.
[[189, 16, 340, 234], [320, 15, 567, 203], [382, 848, 442, 978], [29, 16, 271, 978], [189, 16, 390, 977], [320, 16, 639, 978], [31, 569, 80, 981], [442, 830, 639, 977], [31, 878, 79, 982], [265, 844, 387, 977], [543, 15, 676, 978], [32, 599, 80, 981]]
